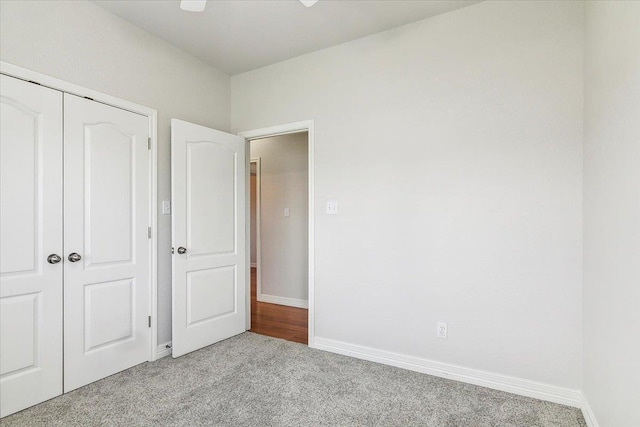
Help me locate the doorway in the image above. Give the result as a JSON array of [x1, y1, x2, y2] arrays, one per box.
[[241, 122, 314, 346]]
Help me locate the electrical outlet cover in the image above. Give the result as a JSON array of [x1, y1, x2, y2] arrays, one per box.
[[437, 322, 448, 339]]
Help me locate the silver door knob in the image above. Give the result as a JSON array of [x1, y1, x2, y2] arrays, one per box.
[[177, 247, 187, 254], [47, 254, 62, 264], [68, 252, 82, 262]]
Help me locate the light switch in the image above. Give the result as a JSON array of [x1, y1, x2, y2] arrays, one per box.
[[284, 208, 290, 217], [162, 201, 171, 215], [326, 201, 338, 215]]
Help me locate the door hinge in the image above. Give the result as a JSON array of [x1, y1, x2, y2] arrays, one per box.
[[148, 316, 151, 328], [148, 227, 152, 239], [148, 137, 151, 150]]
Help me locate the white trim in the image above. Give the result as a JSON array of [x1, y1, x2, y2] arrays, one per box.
[[156, 342, 172, 360], [239, 120, 315, 347], [250, 158, 262, 304], [580, 393, 600, 427], [313, 336, 582, 408], [148, 112, 159, 361], [244, 136, 251, 330], [258, 294, 309, 309], [240, 120, 313, 141], [1, 61, 160, 363]]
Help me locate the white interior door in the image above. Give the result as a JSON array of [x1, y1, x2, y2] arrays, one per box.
[[0, 75, 63, 417], [171, 119, 246, 358], [63, 94, 150, 392]]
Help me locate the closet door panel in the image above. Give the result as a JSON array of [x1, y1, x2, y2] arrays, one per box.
[[83, 123, 134, 267], [63, 94, 150, 392], [0, 74, 63, 417]]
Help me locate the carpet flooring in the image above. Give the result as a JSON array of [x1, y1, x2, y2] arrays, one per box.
[[2, 333, 586, 426]]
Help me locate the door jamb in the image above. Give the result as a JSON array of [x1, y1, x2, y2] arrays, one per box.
[[0, 61, 161, 361], [249, 158, 262, 299], [239, 121, 315, 347]]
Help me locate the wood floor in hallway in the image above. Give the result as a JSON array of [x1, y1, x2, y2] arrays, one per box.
[[250, 268, 308, 344]]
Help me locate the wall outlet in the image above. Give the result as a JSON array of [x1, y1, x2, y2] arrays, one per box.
[[437, 322, 448, 339], [326, 201, 338, 215], [284, 207, 290, 217]]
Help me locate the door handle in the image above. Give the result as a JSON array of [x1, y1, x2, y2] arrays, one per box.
[[68, 252, 82, 262], [177, 247, 187, 254], [47, 254, 62, 264]]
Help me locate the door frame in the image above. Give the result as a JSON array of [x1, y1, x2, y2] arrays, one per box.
[[0, 61, 161, 361], [249, 158, 262, 295], [239, 121, 315, 346]]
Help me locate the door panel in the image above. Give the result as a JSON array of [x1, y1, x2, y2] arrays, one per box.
[[187, 143, 236, 255], [63, 94, 149, 392], [0, 74, 63, 417], [0, 293, 39, 374], [84, 278, 135, 353], [171, 119, 246, 358], [83, 123, 135, 267], [187, 266, 236, 325]]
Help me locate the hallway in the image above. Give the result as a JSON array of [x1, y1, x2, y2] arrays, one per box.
[[249, 268, 308, 344]]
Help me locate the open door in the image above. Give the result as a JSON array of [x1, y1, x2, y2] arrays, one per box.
[[171, 119, 246, 358]]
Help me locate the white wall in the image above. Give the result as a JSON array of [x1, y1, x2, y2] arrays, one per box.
[[232, 0, 584, 389], [583, 2, 640, 426], [0, 0, 230, 345], [250, 133, 309, 305]]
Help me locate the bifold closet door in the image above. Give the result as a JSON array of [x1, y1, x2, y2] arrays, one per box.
[[63, 94, 150, 392], [0, 75, 63, 417]]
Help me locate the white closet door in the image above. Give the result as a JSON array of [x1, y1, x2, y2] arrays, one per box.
[[63, 94, 150, 392], [171, 119, 246, 358], [0, 75, 63, 417]]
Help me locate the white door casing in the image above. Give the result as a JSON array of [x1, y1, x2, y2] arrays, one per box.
[[171, 119, 246, 358], [63, 94, 150, 392], [238, 120, 315, 345], [0, 75, 63, 417]]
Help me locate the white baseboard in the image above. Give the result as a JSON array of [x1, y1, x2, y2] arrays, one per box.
[[155, 342, 172, 360], [580, 393, 600, 427], [258, 293, 308, 309], [312, 337, 582, 408], [250, 263, 257, 268]]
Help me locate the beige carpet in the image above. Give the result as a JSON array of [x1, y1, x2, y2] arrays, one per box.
[[2, 332, 586, 426]]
